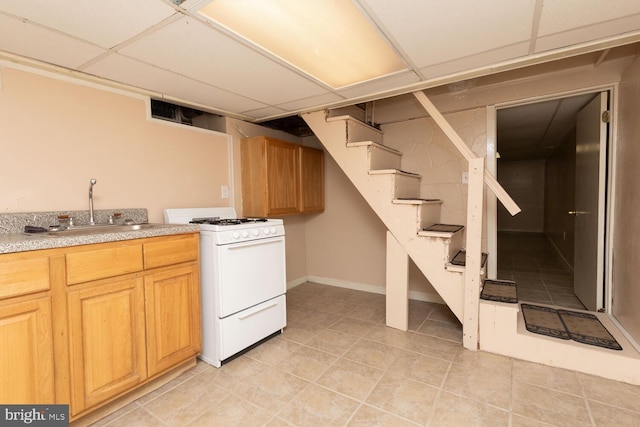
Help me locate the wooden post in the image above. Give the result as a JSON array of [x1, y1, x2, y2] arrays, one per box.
[[463, 157, 485, 350], [386, 231, 409, 331]]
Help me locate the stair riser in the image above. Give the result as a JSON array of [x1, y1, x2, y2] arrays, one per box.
[[393, 175, 421, 199], [369, 146, 402, 170], [347, 119, 383, 144], [369, 174, 420, 200], [418, 204, 442, 230]]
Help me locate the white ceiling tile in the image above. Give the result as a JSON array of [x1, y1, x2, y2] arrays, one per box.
[[362, 0, 536, 68], [419, 43, 530, 81], [84, 53, 266, 115], [535, 13, 640, 53], [0, 0, 176, 48], [118, 16, 328, 105], [0, 13, 105, 68], [538, 0, 640, 36]]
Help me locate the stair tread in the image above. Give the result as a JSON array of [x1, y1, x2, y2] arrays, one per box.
[[393, 198, 442, 205], [347, 141, 402, 155], [369, 169, 421, 177], [423, 223, 464, 233], [326, 115, 383, 131], [450, 249, 488, 267]]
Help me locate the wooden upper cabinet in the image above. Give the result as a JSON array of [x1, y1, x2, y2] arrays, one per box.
[[299, 146, 324, 213], [241, 136, 324, 217]]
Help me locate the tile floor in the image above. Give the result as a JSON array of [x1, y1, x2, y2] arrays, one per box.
[[496, 231, 586, 310], [90, 282, 640, 427]]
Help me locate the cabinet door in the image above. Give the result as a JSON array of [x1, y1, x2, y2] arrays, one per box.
[[266, 139, 301, 215], [67, 278, 146, 415], [0, 297, 54, 403], [145, 265, 201, 377], [300, 146, 324, 213]]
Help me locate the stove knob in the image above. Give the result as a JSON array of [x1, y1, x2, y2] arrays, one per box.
[[252, 229, 259, 236], [263, 228, 269, 235], [270, 227, 277, 234], [232, 231, 240, 239], [241, 231, 249, 238]]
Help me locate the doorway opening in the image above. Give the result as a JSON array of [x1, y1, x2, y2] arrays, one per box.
[[490, 90, 612, 312]]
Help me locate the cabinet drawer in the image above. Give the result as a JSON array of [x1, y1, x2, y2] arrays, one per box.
[[0, 254, 50, 299], [66, 245, 143, 285], [143, 234, 198, 270], [218, 295, 286, 360]]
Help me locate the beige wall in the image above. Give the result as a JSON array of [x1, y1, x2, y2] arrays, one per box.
[[381, 108, 487, 226], [0, 66, 231, 222], [612, 55, 640, 343], [304, 151, 387, 288], [497, 159, 546, 232]]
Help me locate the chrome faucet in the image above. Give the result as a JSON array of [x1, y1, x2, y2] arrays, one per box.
[[88, 178, 97, 225]]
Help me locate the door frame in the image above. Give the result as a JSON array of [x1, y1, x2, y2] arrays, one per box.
[[486, 84, 619, 313]]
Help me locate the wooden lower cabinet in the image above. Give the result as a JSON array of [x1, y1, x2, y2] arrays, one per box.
[[67, 277, 147, 415], [0, 233, 201, 421], [145, 264, 201, 376], [0, 297, 54, 404]]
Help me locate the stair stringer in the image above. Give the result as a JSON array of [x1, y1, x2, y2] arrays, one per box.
[[303, 111, 465, 320]]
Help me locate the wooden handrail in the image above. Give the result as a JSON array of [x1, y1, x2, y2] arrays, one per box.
[[413, 91, 521, 216]]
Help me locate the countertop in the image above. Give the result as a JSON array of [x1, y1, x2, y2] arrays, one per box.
[[0, 223, 201, 254]]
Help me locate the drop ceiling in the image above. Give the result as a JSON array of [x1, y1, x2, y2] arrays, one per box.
[[1, 0, 640, 122]]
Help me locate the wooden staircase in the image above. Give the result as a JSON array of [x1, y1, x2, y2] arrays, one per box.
[[303, 109, 640, 386], [303, 111, 470, 322]]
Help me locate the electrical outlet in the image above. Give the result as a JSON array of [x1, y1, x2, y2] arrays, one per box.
[[462, 172, 469, 184], [221, 185, 229, 199]]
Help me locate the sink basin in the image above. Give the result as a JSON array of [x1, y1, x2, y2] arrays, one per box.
[[46, 223, 167, 237]]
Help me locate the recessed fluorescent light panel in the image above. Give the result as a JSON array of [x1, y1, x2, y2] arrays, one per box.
[[198, 0, 407, 88]]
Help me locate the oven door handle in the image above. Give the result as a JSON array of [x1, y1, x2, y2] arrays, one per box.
[[226, 238, 282, 250], [238, 301, 279, 320]]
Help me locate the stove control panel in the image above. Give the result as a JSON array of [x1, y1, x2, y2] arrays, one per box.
[[211, 224, 284, 245]]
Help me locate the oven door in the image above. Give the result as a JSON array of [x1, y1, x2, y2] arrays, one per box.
[[214, 236, 286, 318]]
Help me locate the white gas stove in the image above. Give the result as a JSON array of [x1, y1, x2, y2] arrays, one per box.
[[164, 207, 287, 367]]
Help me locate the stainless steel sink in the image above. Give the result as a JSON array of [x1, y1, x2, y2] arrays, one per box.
[[45, 223, 167, 237]]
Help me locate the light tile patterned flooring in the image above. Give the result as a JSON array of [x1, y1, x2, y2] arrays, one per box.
[[497, 231, 586, 310], [91, 282, 640, 426]]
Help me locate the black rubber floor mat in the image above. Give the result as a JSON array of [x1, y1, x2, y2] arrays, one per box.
[[423, 224, 464, 233], [558, 309, 623, 351], [521, 304, 622, 350], [450, 250, 488, 267], [521, 303, 570, 340], [481, 279, 517, 303]]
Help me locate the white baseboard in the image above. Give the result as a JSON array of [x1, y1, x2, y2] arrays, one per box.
[[288, 275, 444, 305]]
